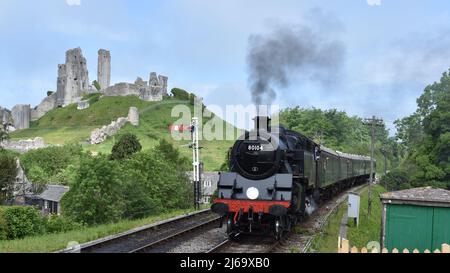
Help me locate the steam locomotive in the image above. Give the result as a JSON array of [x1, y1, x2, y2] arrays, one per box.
[[211, 116, 374, 239]]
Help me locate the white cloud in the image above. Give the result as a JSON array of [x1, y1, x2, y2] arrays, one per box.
[[367, 0, 381, 6], [66, 0, 81, 6]]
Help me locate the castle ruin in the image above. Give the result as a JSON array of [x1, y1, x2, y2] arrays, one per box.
[[56, 47, 91, 107], [3, 47, 168, 131]]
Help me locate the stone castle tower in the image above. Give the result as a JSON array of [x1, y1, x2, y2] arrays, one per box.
[[56, 48, 90, 106], [11, 104, 31, 130], [97, 49, 111, 90]]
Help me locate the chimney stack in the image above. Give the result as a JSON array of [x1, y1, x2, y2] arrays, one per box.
[[253, 116, 271, 132]]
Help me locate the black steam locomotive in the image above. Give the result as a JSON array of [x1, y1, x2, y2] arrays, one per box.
[[212, 116, 374, 239]]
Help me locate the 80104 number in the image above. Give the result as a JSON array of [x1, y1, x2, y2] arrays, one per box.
[[247, 145, 263, 151]]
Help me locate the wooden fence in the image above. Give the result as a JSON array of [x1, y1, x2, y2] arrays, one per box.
[[338, 237, 450, 253]]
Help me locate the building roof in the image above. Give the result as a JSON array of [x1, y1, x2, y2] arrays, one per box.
[[380, 187, 450, 207], [38, 185, 70, 202]]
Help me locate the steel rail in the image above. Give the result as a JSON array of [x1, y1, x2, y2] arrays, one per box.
[[58, 209, 214, 253], [130, 217, 221, 253]]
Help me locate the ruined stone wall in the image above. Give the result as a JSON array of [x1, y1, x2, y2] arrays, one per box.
[[31, 93, 57, 121], [102, 72, 168, 102], [11, 104, 31, 130], [1, 137, 45, 153], [128, 107, 139, 126], [56, 48, 90, 106], [77, 100, 90, 110], [98, 49, 111, 90], [102, 82, 141, 97], [90, 107, 139, 144]]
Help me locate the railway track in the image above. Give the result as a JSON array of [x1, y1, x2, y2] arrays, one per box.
[[59, 209, 220, 253], [131, 217, 221, 253], [205, 233, 280, 253]]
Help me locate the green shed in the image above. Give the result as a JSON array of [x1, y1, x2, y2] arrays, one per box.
[[380, 187, 450, 252]]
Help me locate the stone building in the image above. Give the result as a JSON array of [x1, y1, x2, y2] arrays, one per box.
[[56, 47, 90, 107], [11, 104, 31, 130], [187, 171, 219, 204], [38, 185, 70, 215], [97, 49, 111, 90]]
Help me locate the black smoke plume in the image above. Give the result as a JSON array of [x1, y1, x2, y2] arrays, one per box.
[[247, 11, 346, 105]]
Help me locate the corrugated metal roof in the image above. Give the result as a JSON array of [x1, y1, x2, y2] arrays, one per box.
[[380, 187, 450, 205], [38, 185, 70, 202]]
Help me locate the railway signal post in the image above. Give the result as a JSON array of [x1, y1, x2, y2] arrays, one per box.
[[191, 117, 201, 210], [364, 116, 384, 216]]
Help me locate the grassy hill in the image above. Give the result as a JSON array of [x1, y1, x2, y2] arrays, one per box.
[[10, 95, 241, 171]]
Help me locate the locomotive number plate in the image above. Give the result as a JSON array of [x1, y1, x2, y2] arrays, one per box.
[[247, 144, 263, 151]]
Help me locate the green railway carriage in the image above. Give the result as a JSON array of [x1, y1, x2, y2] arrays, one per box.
[[317, 147, 373, 189]]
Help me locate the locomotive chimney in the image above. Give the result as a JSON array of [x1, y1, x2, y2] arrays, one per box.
[[254, 116, 271, 132]]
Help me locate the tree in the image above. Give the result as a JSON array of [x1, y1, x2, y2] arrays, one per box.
[[110, 133, 142, 160], [391, 69, 450, 189], [279, 107, 394, 174], [0, 125, 9, 144], [120, 149, 193, 218], [153, 138, 189, 169], [0, 150, 17, 204], [61, 155, 125, 225], [171, 88, 190, 100], [20, 144, 82, 186]]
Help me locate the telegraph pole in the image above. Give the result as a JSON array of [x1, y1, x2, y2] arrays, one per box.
[[363, 116, 384, 216]]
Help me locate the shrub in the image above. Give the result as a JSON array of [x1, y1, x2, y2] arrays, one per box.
[[171, 88, 190, 100], [92, 80, 101, 91], [0, 150, 17, 203], [45, 215, 83, 234], [110, 133, 142, 160], [1, 206, 45, 240], [0, 208, 7, 240]]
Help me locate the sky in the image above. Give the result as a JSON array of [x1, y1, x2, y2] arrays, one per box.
[[1, 0, 450, 134]]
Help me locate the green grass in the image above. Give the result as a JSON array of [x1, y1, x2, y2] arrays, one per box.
[[309, 184, 387, 253], [347, 184, 387, 248], [309, 202, 347, 253], [10, 95, 241, 171], [0, 208, 200, 253]]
